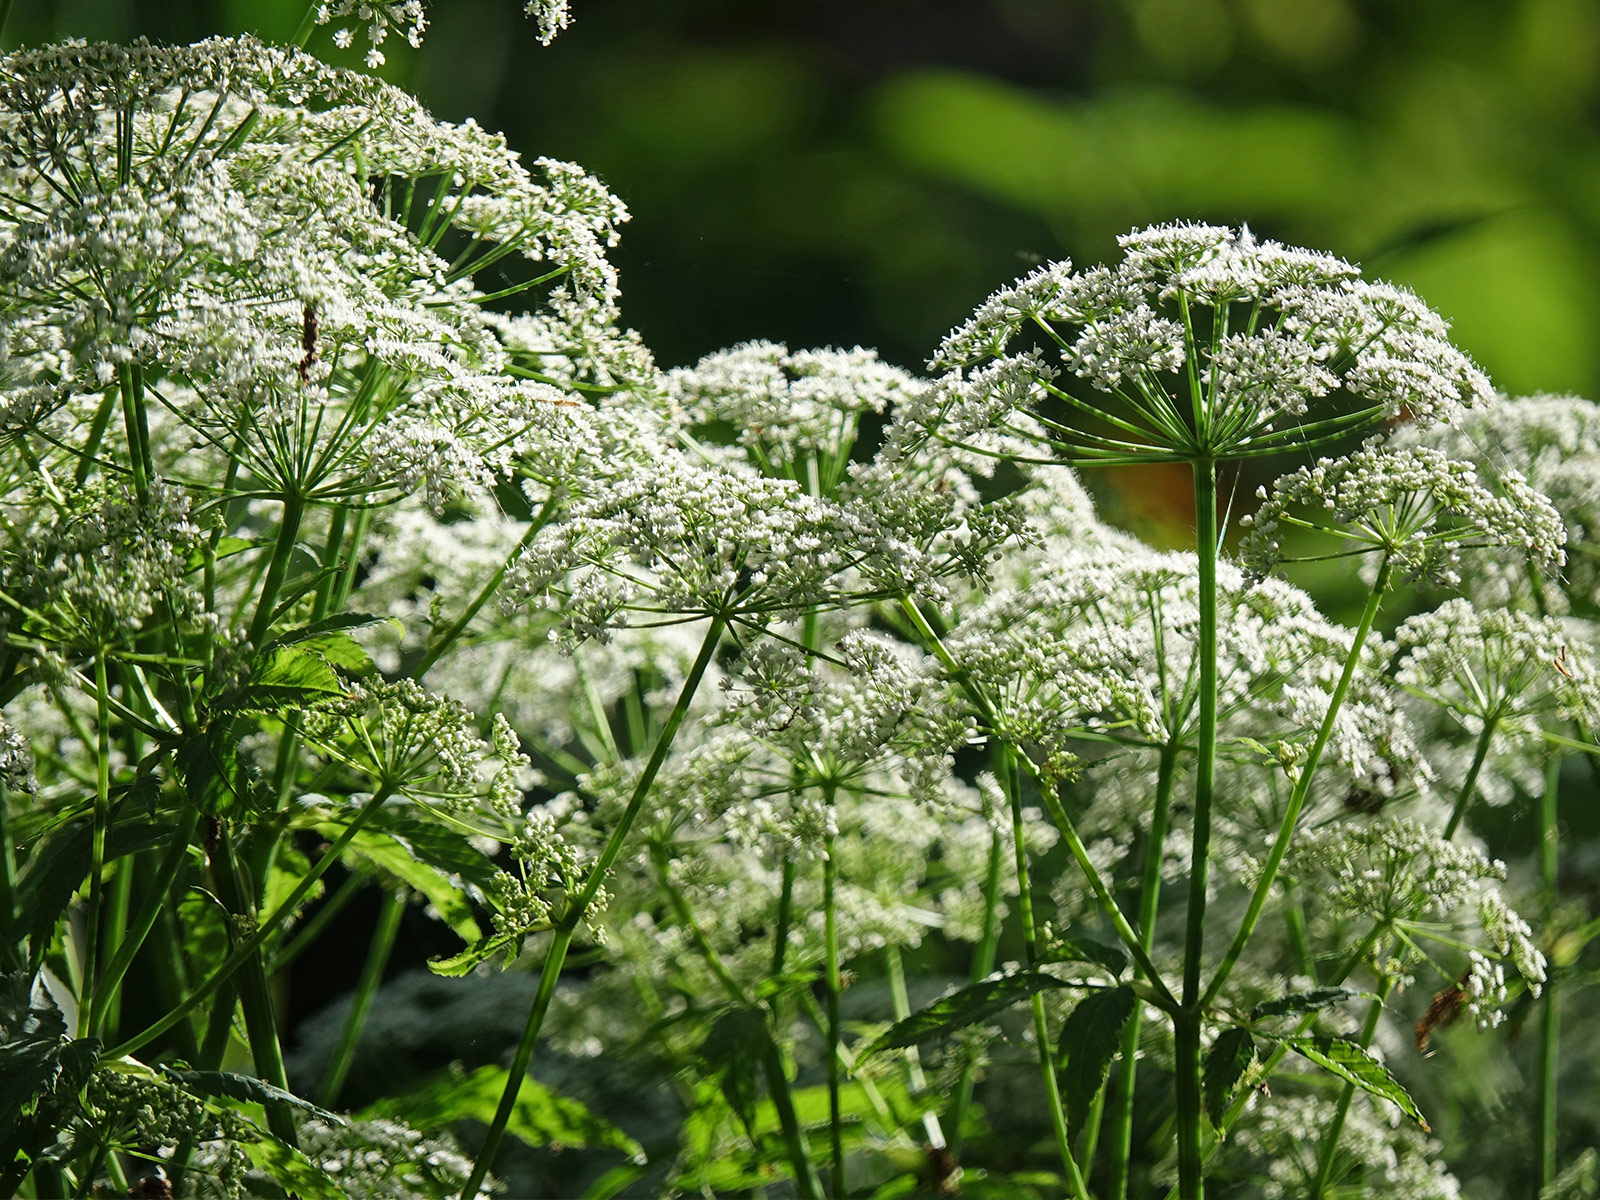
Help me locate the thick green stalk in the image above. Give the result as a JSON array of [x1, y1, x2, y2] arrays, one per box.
[[118, 364, 152, 501], [460, 617, 726, 1200], [108, 786, 396, 1059], [771, 857, 796, 976], [1442, 718, 1497, 841], [823, 821, 845, 1196], [1000, 748, 1090, 1200], [1202, 556, 1392, 1009], [948, 828, 1004, 1158], [247, 492, 307, 648], [1308, 979, 1392, 1198], [94, 856, 133, 1037], [1175, 459, 1219, 1200], [1536, 753, 1562, 1192], [886, 940, 946, 1151], [319, 887, 405, 1107], [1108, 744, 1178, 1200], [212, 830, 298, 1146], [79, 652, 113, 1039]]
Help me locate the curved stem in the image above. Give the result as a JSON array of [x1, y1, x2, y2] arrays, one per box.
[[1202, 556, 1392, 1009], [1536, 753, 1562, 1191], [79, 652, 112, 1039], [247, 492, 307, 648], [1108, 744, 1177, 1199], [822, 809, 845, 1195], [1308, 979, 1392, 1198], [949, 828, 1005, 1158], [319, 886, 404, 1107], [460, 617, 726, 1200], [1441, 718, 1497, 841]]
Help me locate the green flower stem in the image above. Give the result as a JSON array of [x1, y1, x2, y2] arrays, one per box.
[[92, 852, 133, 1036], [897, 596, 1175, 1005], [319, 886, 405, 1107], [74, 387, 117, 489], [999, 747, 1091, 1200], [269, 870, 364, 973], [1308, 978, 1393, 1198], [0, 785, 18, 972], [1202, 555, 1393, 1010], [1108, 743, 1178, 1200], [211, 828, 298, 1146], [144, 896, 200, 1061], [78, 652, 113, 1040], [460, 616, 727, 1200], [1441, 718, 1497, 841], [117, 364, 152, 501], [823, 818, 845, 1196], [1175, 456, 1220, 1200], [107, 785, 396, 1060], [886, 940, 946, 1150], [948, 828, 1004, 1159], [1537, 753, 1562, 1191], [247, 491, 307, 648], [292, 2, 320, 47], [90, 806, 200, 1036], [771, 856, 796, 976]]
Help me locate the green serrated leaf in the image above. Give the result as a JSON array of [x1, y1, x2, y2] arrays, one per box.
[[17, 821, 178, 962], [164, 1068, 345, 1125], [697, 1005, 771, 1132], [1041, 937, 1130, 978], [360, 1064, 643, 1160], [1057, 985, 1136, 1136], [1203, 1028, 1256, 1128], [241, 645, 346, 708], [1252, 987, 1359, 1021], [174, 724, 246, 817], [864, 971, 1071, 1057], [427, 930, 522, 977], [1281, 1035, 1429, 1129], [244, 1134, 351, 1200], [340, 828, 481, 943]]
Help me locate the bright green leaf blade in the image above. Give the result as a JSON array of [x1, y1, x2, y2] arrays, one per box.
[[427, 930, 521, 977], [1281, 1035, 1429, 1129], [339, 828, 482, 942], [1251, 987, 1359, 1021], [245, 1135, 351, 1200], [1203, 1027, 1256, 1128], [1057, 985, 1136, 1136], [864, 971, 1070, 1057], [1041, 938, 1129, 978], [165, 1068, 345, 1125]]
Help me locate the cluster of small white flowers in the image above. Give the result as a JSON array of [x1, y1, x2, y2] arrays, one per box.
[[0, 719, 36, 795], [316, 1, 426, 66], [1397, 393, 1600, 608], [1396, 599, 1599, 746], [296, 1116, 494, 1200], [1291, 817, 1545, 1020], [1241, 440, 1567, 587], [525, 0, 575, 44], [927, 222, 1487, 462]]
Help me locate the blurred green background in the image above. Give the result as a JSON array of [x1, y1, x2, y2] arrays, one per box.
[[14, 0, 1600, 538]]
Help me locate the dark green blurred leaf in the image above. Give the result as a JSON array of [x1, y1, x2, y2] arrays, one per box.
[[864, 971, 1069, 1057], [1282, 1035, 1429, 1129], [1041, 937, 1129, 978], [1251, 987, 1359, 1021], [1203, 1028, 1256, 1128], [1057, 986, 1136, 1137]]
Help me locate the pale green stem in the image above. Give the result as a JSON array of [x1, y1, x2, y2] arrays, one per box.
[[459, 617, 727, 1200], [93, 855, 133, 1037], [1442, 718, 1497, 841], [1537, 753, 1562, 1191], [79, 652, 112, 1039], [108, 785, 396, 1060], [886, 940, 946, 1150], [1202, 555, 1393, 1010], [118, 364, 152, 502], [1000, 747, 1091, 1200], [319, 887, 405, 1107], [1176, 457, 1219, 1200], [1108, 744, 1178, 1200], [1308, 978, 1393, 1198], [823, 818, 845, 1196], [0, 784, 17, 971], [949, 828, 1004, 1159], [247, 492, 306, 647], [292, 3, 320, 46]]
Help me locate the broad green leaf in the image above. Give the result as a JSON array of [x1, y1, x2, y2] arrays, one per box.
[[696, 1005, 770, 1131], [339, 828, 481, 943], [17, 821, 177, 962], [263, 612, 388, 650], [175, 724, 247, 817], [427, 929, 522, 977], [864, 971, 1070, 1057], [1252, 987, 1359, 1021], [163, 1068, 344, 1125], [1281, 1035, 1429, 1129], [1057, 986, 1136, 1136], [1041, 938, 1129, 979], [237, 645, 346, 710], [1203, 1028, 1256, 1128], [360, 1064, 643, 1161], [244, 1135, 350, 1200]]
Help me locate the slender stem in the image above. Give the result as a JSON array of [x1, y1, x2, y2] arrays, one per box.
[[319, 887, 405, 1107], [94, 853, 133, 1037], [269, 871, 364, 973], [74, 388, 117, 489], [416, 506, 550, 678], [1175, 458, 1219, 1200], [79, 652, 112, 1039], [1000, 747, 1091, 1200], [247, 492, 307, 647], [886, 941, 946, 1150], [1202, 556, 1392, 1009], [1308, 979, 1392, 1198], [460, 617, 726, 1200], [0, 783, 17, 972], [292, 2, 321, 47], [118, 364, 152, 501], [108, 786, 396, 1059], [1108, 744, 1177, 1200], [823, 817, 845, 1196], [771, 857, 796, 977], [0, 0, 15, 46], [91, 806, 200, 1035], [1442, 718, 1497, 841], [1536, 753, 1562, 1192], [949, 828, 1005, 1158]]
